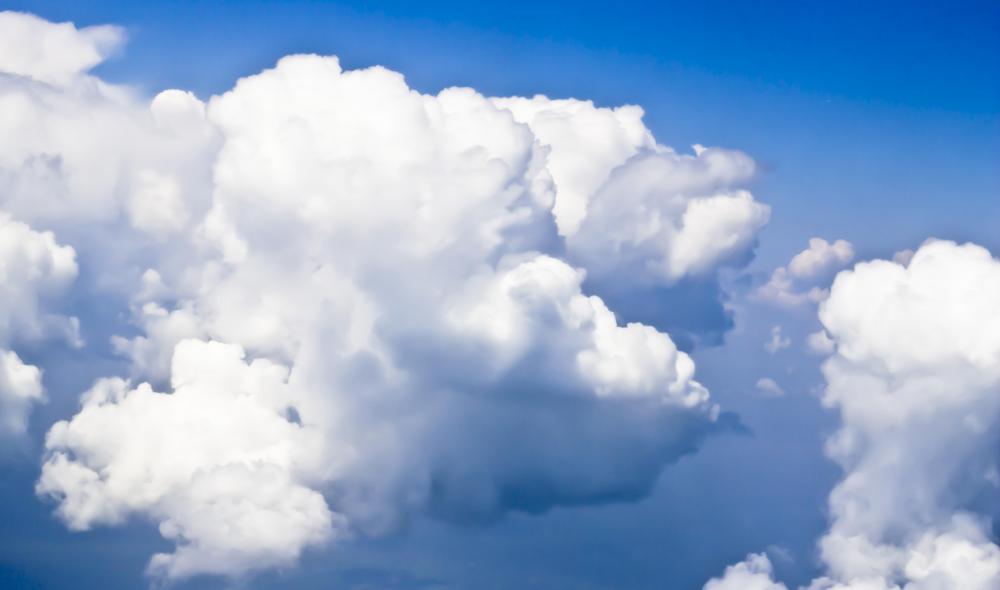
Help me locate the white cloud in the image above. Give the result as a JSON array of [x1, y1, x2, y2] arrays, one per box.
[[704, 553, 788, 590], [706, 240, 1000, 590], [493, 96, 654, 236], [765, 325, 791, 354], [755, 377, 785, 398], [0, 12, 777, 580], [757, 238, 854, 306], [567, 150, 768, 285], [0, 212, 78, 437], [0, 12, 124, 86], [0, 349, 44, 437], [37, 339, 340, 579], [0, 212, 78, 343], [788, 238, 854, 280]]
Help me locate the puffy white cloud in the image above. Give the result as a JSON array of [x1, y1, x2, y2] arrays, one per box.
[[0, 212, 78, 437], [0, 13, 774, 581], [0, 11, 123, 86], [0, 349, 44, 437], [707, 240, 1000, 590], [494, 95, 769, 289], [493, 96, 654, 236], [704, 553, 789, 590], [37, 339, 339, 579], [789, 238, 854, 280], [567, 149, 768, 285], [757, 238, 854, 306], [0, 212, 78, 343], [815, 241, 1000, 586]]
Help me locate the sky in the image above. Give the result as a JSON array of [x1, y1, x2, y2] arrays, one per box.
[[0, 2, 998, 590]]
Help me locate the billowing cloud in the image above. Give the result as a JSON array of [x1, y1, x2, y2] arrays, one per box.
[[757, 238, 854, 306], [0, 13, 774, 582], [496, 98, 768, 346], [705, 240, 1000, 590]]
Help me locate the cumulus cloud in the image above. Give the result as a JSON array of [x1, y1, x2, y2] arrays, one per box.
[[705, 240, 1000, 590], [757, 238, 854, 306], [0, 13, 774, 581], [704, 553, 788, 590], [496, 97, 768, 346], [0, 350, 44, 437], [0, 211, 78, 437], [565, 146, 767, 285], [37, 340, 339, 579]]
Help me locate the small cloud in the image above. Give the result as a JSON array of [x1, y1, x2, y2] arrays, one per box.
[[755, 377, 784, 397], [755, 238, 854, 307], [764, 325, 791, 354]]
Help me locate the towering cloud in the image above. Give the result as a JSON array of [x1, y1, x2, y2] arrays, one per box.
[[705, 240, 1000, 590], [0, 12, 773, 581]]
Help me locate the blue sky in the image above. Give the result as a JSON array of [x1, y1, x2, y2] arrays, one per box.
[[0, 2, 998, 589]]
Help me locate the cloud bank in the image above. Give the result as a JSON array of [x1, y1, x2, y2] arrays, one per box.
[[0, 12, 773, 581]]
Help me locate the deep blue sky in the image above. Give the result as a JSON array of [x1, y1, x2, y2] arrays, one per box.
[[1, 2, 998, 589]]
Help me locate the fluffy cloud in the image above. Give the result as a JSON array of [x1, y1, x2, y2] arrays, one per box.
[[705, 240, 1000, 590], [0, 212, 78, 437], [0, 212, 78, 342], [757, 238, 854, 306], [37, 339, 338, 578], [497, 98, 768, 347], [0, 350, 44, 437], [704, 553, 788, 590], [0, 12, 123, 86], [566, 146, 767, 285], [0, 12, 774, 581]]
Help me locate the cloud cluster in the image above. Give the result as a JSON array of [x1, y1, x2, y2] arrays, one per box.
[[757, 238, 854, 306], [705, 240, 1000, 590], [0, 12, 772, 580]]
